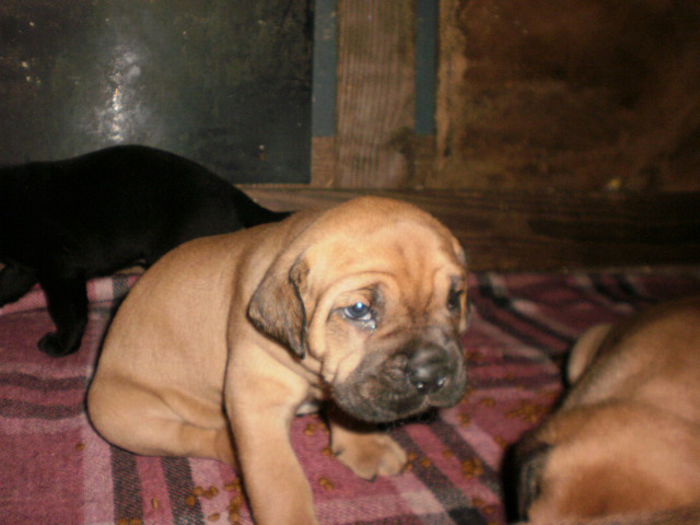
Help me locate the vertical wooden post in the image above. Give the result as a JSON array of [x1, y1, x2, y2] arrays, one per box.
[[311, 0, 339, 187], [333, 0, 416, 188]]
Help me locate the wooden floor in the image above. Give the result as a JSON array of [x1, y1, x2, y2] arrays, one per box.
[[242, 186, 700, 272]]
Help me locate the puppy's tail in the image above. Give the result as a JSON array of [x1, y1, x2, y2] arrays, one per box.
[[228, 188, 293, 227], [525, 505, 700, 525]]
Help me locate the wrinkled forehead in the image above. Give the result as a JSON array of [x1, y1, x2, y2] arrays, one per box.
[[369, 221, 463, 272], [306, 219, 466, 289]]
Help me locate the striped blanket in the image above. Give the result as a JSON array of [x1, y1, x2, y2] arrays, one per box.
[[2, 269, 699, 525]]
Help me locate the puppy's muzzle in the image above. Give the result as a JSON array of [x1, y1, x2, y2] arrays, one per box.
[[407, 343, 452, 394], [334, 335, 467, 423]]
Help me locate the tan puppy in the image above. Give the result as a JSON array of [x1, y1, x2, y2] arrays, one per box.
[[510, 295, 700, 524], [88, 196, 469, 525]]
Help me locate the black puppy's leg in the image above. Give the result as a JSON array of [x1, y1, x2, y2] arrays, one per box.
[[37, 275, 89, 357], [0, 264, 38, 306]]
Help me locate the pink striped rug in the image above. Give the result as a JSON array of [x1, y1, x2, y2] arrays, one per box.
[[1, 269, 699, 524]]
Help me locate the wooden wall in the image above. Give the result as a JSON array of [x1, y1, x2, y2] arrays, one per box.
[[435, 0, 700, 193], [245, 0, 700, 271]]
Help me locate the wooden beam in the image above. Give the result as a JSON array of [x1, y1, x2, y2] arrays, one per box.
[[334, 0, 416, 187], [241, 186, 700, 272]]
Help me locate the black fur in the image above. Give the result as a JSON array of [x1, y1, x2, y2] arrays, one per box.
[[502, 428, 552, 523], [0, 145, 289, 356]]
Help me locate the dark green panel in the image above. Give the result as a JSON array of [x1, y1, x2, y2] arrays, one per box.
[[310, 0, 336, 137], [0, 0, 312, 183]]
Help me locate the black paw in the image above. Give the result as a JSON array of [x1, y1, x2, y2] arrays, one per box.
[[38, 332, 77, 357]]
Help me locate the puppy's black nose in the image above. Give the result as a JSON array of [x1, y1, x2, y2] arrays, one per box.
[[407, 344, 450, 394]]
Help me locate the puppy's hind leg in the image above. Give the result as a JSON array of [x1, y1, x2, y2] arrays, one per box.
[[36, 273, 89, 356], [87, 381, 235, 465], [0, 264, 38, 306]]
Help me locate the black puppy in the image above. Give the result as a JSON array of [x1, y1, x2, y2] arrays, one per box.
[[0, 145, 288, 357]]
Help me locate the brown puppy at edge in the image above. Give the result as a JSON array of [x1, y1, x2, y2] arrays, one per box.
[[87, 196, 469, 525], [510, 295, 700, 524]]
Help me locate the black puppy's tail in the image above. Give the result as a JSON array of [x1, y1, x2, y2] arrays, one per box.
[[230, 188, 293, 228]]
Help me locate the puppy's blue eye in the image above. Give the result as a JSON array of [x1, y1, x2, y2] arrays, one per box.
[[447, 289, 463, 312], [344, 302, 371, 320]]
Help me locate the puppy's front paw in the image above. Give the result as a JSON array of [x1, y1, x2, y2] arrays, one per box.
[[38, 333, 71, 357], [332, 432, 407, 480]]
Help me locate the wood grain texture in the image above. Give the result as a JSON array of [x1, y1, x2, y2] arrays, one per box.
[[241, 185, 700, 272], [435, 0, 700, 192], [310, 136, 337, 187], [334, 0, 416, 188]]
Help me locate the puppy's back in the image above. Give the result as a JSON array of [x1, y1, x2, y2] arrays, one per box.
[[511, 295, 700, 524], [564, 295, 700, 420]]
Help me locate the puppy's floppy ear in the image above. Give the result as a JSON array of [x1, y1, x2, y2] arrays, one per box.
[[517, 440, 550, 521], [450, 238, 470, 335], [451, 237, 468, 268], [502, 430, 551, 522], [247, 255, 310, 358]]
